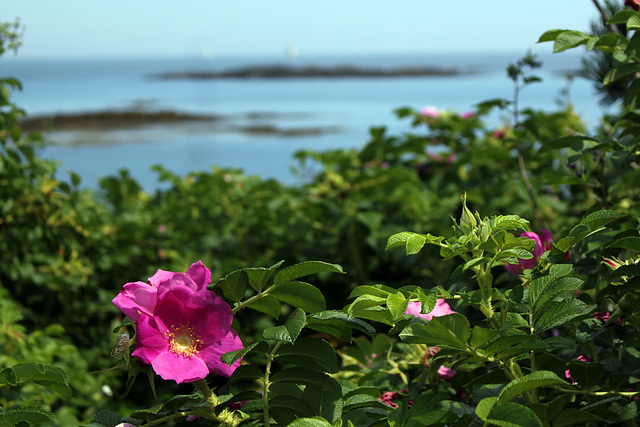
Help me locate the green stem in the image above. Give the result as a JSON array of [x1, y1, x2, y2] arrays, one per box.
[[232, 287, 273, 315], [193, 378, 218, 409], [142, 409, 217, 426], [262, 341, 282, 426], [556, 387, 640, 398]]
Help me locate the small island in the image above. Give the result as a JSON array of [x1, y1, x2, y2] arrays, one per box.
[[18, 109, 343, 140], [148, 63, 473, 81]]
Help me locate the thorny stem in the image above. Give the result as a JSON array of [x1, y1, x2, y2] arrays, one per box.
[[194, 378, 218, 409], [262, 341, 282, 426]]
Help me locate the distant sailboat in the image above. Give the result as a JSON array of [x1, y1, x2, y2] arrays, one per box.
[[285, 44, 298, 60]]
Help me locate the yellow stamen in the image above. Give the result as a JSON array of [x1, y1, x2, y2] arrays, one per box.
[[165, 323, 203, 357]]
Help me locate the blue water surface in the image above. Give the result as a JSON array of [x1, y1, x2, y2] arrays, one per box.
[[1, 51, 606, 189]]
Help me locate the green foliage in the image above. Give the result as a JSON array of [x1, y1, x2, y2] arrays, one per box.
[[4, 3, 640, 425]]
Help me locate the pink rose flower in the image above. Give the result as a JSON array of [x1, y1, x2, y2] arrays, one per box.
[[593, 311, 624, 326], [626, 0, 640, 11], [437, 365, 456, 382], [460, 111, 475, 119], [132, 276, 242, 383], [405, 299, 455, 321], [113, 261, 211, 322], [419, 106, 440, 118], [504, 230, 552, 275]]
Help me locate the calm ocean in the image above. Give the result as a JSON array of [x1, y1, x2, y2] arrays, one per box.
[[1, 51, 605, 189]]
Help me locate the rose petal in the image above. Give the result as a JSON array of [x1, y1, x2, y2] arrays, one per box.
[[186, 260, 212, 291], [198, 329, 243, 377], [152, 351, 210, 383]]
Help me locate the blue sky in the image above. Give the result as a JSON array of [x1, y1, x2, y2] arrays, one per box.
[[4, 1, 599, 59]]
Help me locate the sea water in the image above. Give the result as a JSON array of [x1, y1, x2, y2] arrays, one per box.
[[1, 51, 606, 189]]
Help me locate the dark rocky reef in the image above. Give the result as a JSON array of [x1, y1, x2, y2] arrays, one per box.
[[149, 64, 472, 80], [20, 110, 222, 132], [18, 109, 342, 140]]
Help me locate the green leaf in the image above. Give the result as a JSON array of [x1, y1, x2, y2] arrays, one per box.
[[387, 292, 408, 321], [12, 363, 72, 400], [629, 14, 640, 29], [343, 393, 391, 411], [552, 30, 591, 53], [222, 341, 269, 366], [463, 257, 490, 272], [485, 335, 541, 357], [286, 418, 334, 427], [246, 295, 281, 319], [271, 367, 336, 390], [276, 338, 339, 373], [269, 395, 315, 425], [538, 135, 599, 154], [531, 276, 584, 316], [269, 281, 325, 313], [348, 294, 393, 325], [212, 269, 249, 302], [245, 260, 285, 292], [130, 403, 163, 422], [497, 371, 568, 403], [551, 408, 603, 426], [348, 284, 396, 299], [0, 406, 55, 425], [607, 10, 638, 24], [0, 368, 17, 386], [492, 215, 531, 231], [263, 309, 306, 343], [386, 232, 443, 254], [607, 236, 640, 253], [609, 264, 640, 281], [162, 394, 204, 413], [399, 313, 470, 349], [273, 261, 344, 284], [566, 362, 604, 388], [91, 409, 123, 427], [306, 310, 376, 339], [470, 326, 499, 349], [537, 29, 569, 43], [534, 299, 590, 333], [554, 211, 625, 253], [487, 402, 544, 427], [604, 63, 640, 86], [475, 396, 498, 421], [230, 364, 263, 383]]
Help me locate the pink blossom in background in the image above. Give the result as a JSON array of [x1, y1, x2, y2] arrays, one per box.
[[539, 229, 553, 251], [460, 111, 475, 119], [593, 311, 625, 326], [405, 299, 455, 321], [626, 0, 640, 11], [492, 129, 505, 139], [113, 261, 211, 322], [437, 365, 456, 382], [419, 106, 440, 118], [504, 230, 550, 275], [131, 277, 242, 383]]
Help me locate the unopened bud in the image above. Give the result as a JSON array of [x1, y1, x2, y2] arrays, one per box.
[[460, 194, 477, 228]]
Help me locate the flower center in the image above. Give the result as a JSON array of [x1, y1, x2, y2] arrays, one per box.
[[165, 323, 203, 358]]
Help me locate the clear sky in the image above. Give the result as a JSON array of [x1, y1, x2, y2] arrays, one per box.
[[3, 1, 599, 59]]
